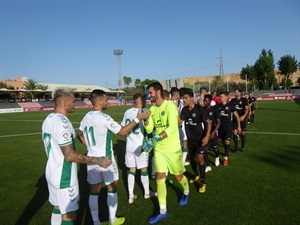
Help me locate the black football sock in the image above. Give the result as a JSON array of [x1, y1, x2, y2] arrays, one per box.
[[214, 147, 220, 158], [199, 164, 206, 184], [204, 150, 210, 166], [233, 135, 239, 149], [224, 144, 230, 157], [190, 158, 199, 176], [241, 135, 246, 148]]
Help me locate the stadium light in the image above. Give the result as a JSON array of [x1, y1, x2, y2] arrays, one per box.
[[114, 50, 123, 91]]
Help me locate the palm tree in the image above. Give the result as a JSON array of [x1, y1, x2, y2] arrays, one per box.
[[23, 78, 38, 98], [123, 76, 132, 88]]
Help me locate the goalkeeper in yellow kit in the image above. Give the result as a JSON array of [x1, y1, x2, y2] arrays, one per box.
[[143, 82, 189, 224]]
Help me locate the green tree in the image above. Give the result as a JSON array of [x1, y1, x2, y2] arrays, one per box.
[[134, 78, 141, 88], [277, 55, 298, 90], [240, 64, 256, 90], [254, 49, 276, 90], [123, 76, 132, 88]]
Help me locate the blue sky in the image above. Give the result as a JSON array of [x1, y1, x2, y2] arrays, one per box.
[[0, 0, 299, 89]]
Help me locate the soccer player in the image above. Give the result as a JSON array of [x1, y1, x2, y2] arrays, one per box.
[[248, 92, 257, 123], [244, 92, 251, 124], [42, 87, 112, 225], [180, 88, 211, 193], [77, 89, 151, 225], [121, 93, 157, 204], [230, 89, 249, 152], [217, 92, 241, 166], [170, 87, 189, 166], [203, 94, 221, 168], [197, 87, 216, 107], [144, 82, 190, 224]]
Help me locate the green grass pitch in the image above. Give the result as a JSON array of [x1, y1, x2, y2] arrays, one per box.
[[0, 100, 299, 225]]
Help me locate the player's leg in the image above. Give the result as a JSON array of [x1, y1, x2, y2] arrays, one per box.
[[240, 120, 247, 151], [211, 136, 220, 166], [125, 152, 137, 203], [89, 184, 102, 225], [248, 108, 252, 124], [137, 152, 156, 199], [148, 151, 168, 224], [87, 164, 102, 225], [180, 126, 189, 165], [232, 120, 239, 151], [51, 207, 61, 225], [196, 146, 206, 193], [188, 143, 199, 183], [223, 128, 232, 166], [204, 145, 211, 173], [61, 212, 77, 225], [48, 185, 62, 225], [104, 159, 124, 225], [57, 184, 80, 225], [170, 150, 189, 206]]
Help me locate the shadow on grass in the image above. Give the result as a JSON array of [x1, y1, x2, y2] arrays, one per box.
[[14, 174, 49, 225], [251, 146, 300, 171], [257, 107, 300, 112], [293, 97, 300, 106]]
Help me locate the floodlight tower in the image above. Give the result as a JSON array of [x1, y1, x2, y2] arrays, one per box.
[[219, 49, 224, 77], [114, 49, 123, 91]]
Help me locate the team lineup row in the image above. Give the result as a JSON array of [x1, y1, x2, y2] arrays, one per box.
[[41, 82, 256, 225]]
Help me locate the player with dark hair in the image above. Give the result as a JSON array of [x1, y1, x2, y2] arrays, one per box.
[[248, 92, 256, 123], [121, 93, 157, 204], [231, 89, 249, 152], [217, 92, 241, 166], [77, 89, 150, 225], [144, 82, 190, 224], [180, 88, 211, 193], [203, 94, 221, 168], [170, 87, 189, 166], [42, 87, 112, 225]]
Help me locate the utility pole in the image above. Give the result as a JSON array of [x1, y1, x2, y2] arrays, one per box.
[[114, 49, 123, 91], [219, 49, 224, 77]]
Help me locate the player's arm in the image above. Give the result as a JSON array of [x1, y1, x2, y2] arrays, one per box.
[[76, 130, 86, 146], [118, 110, 151, 136], [202, 118, 211, 146], [211, 106, 220, 138], [233, 111, 241, 133], [241, 104, 250, 122], [178, 109, 185, 127], [144, 109, 154, 134], [60, 144, 111, 168]]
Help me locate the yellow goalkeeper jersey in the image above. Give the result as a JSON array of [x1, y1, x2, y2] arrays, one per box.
[[145, 100, 181, 152]]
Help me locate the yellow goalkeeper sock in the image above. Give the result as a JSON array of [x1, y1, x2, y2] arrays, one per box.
[[157, 178, 167, 206]]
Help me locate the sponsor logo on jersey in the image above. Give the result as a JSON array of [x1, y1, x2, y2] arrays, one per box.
[[220, 111, 229, 117], [110, 122, 117, 129], [63, 132, 70, 140], [161, 111, 165, 116]]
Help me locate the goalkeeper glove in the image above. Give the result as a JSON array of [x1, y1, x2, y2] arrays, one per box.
[[142, 138, 155, 153], [142, 133, 163, 153]]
